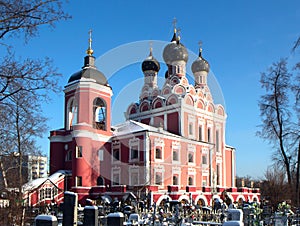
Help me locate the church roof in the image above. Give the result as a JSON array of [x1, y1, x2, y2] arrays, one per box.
[[112, 120, 177, 137]]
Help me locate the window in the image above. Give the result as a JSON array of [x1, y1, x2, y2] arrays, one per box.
[[52, 187, 58, 197], [216, 130, 220, 152], [189, 123, 193, 135], [199, 125, 202, 141], [66, 150, 72, 161], [173, 175, 178, 185], [68, 98, 78, 130], [202, 155, 207, 165], [39, 189, 44, 200], [93, 98, 106, 131], [113, 149, 120, 161], [173, 151, 179, 161], [202, 180, 207, 186], [188, 176, 193, 186], [155, 173, 162, 185], [76, 146, 82, 158], [113, 174, 120, 185], [130, 145, 139, 160], [155, 148, 162, 159], [188, 153, 194, 163], [207, 128, 211, 143], [76, 176, 82, 186], [45, 188, 52, 199], [130, 172, 139, 186]]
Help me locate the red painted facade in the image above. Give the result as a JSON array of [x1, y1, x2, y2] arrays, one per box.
[[24, 29, 260, 207]]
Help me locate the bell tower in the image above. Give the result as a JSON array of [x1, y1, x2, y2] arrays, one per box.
[[50, 30, 113, 203]]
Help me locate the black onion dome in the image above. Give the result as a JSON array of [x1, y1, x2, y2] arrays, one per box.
[[68, 55, 108, 85], [163, 42, 188, 64], [191, 50, 210, 73], [68, 68, 107, 85], [142, 54, 160, 72]]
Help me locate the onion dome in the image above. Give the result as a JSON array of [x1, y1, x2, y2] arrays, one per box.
[[191, 48, 210, 73], [163, 30, 188, 64], [142, 48, 160, 72], [68, 30, 108, 86]]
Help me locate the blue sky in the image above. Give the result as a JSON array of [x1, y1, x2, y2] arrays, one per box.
[[4, 0, 300, 179]]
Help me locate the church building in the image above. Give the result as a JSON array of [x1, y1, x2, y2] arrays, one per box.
[[47, 27, 260, 207]]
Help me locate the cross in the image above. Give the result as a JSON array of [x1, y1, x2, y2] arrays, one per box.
[[88, 29, 92, 49], [198, 40, 203, 56], [172, 17, 177, 32], [149, 41, 153, 56]]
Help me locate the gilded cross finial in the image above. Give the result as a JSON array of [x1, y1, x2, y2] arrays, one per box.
[[86, 29, 94, 56]]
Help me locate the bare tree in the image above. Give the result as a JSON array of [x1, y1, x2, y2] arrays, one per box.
[[260, 167, 289, 210], [0, 0, 70, 102], [258, 59, 300, 206], [0, 0, 70, 41], [0, 0, 70, 224]]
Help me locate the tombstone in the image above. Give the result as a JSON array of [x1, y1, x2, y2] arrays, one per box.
[[227, 209, 243, 221], [107, 212, 125, 226], [35, 214, 58, 226], [83, 205, 98, 226], [63, 191, 78, 226]]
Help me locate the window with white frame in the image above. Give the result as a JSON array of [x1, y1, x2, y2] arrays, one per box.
[[154, 165, 164, 187], [187, 144, 196, 165], [113, 148, 120, 161], [207, 127, 211, 143], [198, 125, 203, 141], [172, 167, 181, 186], [112, 141, 120, 162], [155, 173, 162, 185], [189, 123, 193, 135], [202, 155, 207, 165], [216, 129, 220, 153], [155, 147, 162, 159], [129, 138, 139, 161], [76, 146, 82, 158], [76, 176, 82, 186], [154, 138, 164, 161], [202, 180, 207, 186], [173, 150, 179, 161], [188, 115, 195, 139], [188, 176, 194, 186], [112, 167, 121, 186], [173, 175, 179, 185], [172, 142, 180, 162], [130, 167, 139, 186], [67, 98, 77, 130]]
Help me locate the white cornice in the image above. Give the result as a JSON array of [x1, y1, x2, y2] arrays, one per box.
[[49, 134, 73, 143], [71, 129, 112, 142]]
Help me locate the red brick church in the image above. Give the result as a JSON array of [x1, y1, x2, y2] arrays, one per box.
[[24, 27, 260, 207]]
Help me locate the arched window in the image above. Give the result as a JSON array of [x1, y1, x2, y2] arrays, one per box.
[[93, 98, 106, 130], [67, 98, 77, 129], [188, 176, 193, 186]]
